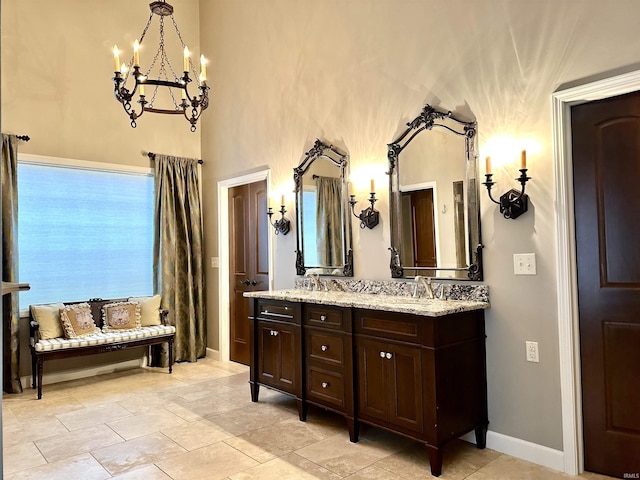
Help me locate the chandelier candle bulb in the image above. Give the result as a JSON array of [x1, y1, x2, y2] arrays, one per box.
[[133, 39, 140, 67], [113, 45, 120, 71], [521, 150, 527, 169], [183, 47, 190, 72], [200, 55, 206, 82], [485, 156, 491, 174], [139, 83, 145, 96]]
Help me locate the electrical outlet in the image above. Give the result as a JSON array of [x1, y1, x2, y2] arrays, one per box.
[[210, 257, 219, 268], [514, 253, 536, 275], [526, 341, 539, 363]]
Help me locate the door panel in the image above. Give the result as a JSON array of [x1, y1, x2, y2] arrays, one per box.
[[229, 180, 268, 365], [572, 90, 640, 477], [389, 343, 423, 433], [257, 321, 277, 384], [278, 325, 297, 390], [357, 337, 388, 420]]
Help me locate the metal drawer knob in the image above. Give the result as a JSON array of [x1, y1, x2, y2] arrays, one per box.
[[321, 345, 328, 352], [270, 330, 279, 336], [379, 351, 386, 358], [320, 315, 327, 321], [321, 382, 329, 389], [385, 352, 393, 359]]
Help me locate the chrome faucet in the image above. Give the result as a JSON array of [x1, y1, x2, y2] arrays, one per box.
[[413, 275, 434, 299], [305, 271, 321, 291]]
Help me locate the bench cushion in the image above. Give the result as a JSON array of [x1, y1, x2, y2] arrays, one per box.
[[34, 325, 176, 352]]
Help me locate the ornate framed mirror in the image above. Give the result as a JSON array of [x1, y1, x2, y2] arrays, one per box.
[[294, 139, 353, 276], [388, 104, 482, 280]]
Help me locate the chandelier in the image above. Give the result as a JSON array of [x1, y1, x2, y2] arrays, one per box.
[[112, 1, 209, 132]]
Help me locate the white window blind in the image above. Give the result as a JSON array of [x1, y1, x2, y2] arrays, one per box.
[[17, 161, 154, 310]]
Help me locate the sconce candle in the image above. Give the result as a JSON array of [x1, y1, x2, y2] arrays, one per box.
[[281, 194, 285, 206], [370, 178, 375, 193], [482, 152, 532, 220], [267, 204, 290, 235]]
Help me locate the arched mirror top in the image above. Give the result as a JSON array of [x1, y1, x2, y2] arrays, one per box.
[[388, 104, 483, 281], [294, 139, 353, 277]]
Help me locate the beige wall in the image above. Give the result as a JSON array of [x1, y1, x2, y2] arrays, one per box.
[[198, 0, 640, 452], [4, 0, 640, 456]]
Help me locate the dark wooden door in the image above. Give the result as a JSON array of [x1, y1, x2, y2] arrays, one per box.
[[406, 189, 437, 268], [229, 181, 269, 365], [572, 90, 640, 477]]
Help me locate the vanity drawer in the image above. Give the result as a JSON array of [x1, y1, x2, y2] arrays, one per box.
[[304, 304, 350, 331], [256, 300, 300, 324], [306, 329, 345, 367], [354, 309, 422, 344], [306, 366, 345, 408]]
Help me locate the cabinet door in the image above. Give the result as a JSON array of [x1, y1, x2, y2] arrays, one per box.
[[277, 323, 298, 392], [356, 337, 389, 421], [388, 342, 423, 433], [257, 320, 299, 394], [257, 321, 280, 388]]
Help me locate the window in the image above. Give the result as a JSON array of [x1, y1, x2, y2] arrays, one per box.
[[17, 158, 154, 310]]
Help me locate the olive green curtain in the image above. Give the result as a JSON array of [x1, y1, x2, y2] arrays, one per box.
[[2, 134, 23, 393], [316, 176, 343, 266], [151, 155, 206, 365]]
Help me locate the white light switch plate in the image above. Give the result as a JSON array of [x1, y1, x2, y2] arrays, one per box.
[[514, 253, 536, 275], [210, 257, 219, 268]]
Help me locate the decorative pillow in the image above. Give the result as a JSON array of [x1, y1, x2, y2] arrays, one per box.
[[30, 303, 66, 339], [60, 303, 100, 338], [102, 301, 141, 332], [128, 295, 162, 326]]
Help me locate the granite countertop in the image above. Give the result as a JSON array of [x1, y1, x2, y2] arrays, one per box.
[[243, 289, 489, 317]]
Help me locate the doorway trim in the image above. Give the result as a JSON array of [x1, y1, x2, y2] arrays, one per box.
[[218, 169, 272, 362], [552, 69, 640, 475]]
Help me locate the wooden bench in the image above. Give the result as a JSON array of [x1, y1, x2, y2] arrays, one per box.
[[29, 297, 175, 399]]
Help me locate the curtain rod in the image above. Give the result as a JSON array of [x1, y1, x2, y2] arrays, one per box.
[[146, 151, 203, 165]]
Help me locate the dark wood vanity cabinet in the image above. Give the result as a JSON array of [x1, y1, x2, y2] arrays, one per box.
[[354, 308, 488, 477], [303, 304, 356, 440], [250, 299, 304, 419], [249, 297, 487, 477]]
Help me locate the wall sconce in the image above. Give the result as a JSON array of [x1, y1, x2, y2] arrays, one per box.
[[349, 179, 380, 229], [267, 195, 290, 235], [482, 150, 531, 219]]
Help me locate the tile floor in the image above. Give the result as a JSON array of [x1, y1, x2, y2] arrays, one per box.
[[2, 357, 615, 479]]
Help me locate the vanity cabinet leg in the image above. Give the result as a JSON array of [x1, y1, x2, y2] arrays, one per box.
[[475, 423, 488, 449], [297, 399, 307, 421], [347, 417, 359, 443], [427, 447, 443, 477], [250, 382, 259, 402]]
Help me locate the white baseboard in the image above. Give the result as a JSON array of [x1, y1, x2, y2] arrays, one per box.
[[206, 347, 220, 360], [460, 430, 565, 473], [20, 359, 143, 388]]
